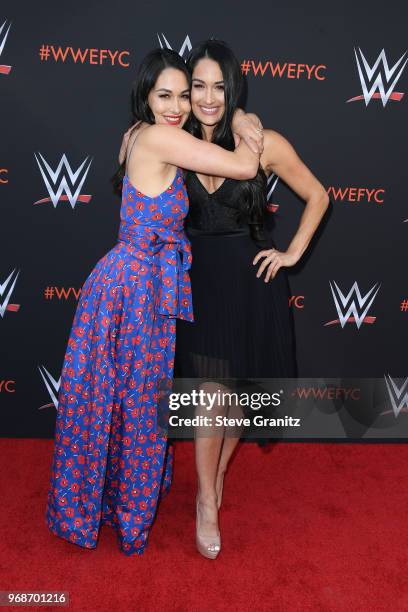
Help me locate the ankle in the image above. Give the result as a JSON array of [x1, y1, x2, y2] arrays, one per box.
[[197, 491, 218, 507], [217, 467, 226, 480]]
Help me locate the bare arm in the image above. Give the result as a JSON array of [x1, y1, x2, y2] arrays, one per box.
[[254, 129, 329, 281], [141, 124, 259, 180], [120, 112, 264, 163]]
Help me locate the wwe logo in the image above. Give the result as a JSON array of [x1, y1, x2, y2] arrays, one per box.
[[325, 281, 380, 329], [348, 48, 407, 107], [266, 173, 280, 213], [34, 153, 93, 208], [384, 374, 408, 418], [157, 33, 192, 58], [0, 269, 20, 317], [38, 365, 60, 409], [0, 19, 12, 75]]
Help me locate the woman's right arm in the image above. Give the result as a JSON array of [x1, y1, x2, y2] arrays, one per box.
[[139, 125, 259, 180]]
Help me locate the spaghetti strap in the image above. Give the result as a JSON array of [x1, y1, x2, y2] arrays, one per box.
[[125, 121, 142, 174]]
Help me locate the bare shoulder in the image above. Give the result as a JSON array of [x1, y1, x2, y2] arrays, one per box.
[[135, 123, 159, 141], [125, 121, 148, 149], [263, 129, 294, 153], [261, 129, 296, 170]]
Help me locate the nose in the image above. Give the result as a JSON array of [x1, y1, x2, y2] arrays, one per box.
[[170, 97, 181, 114], [204, 87, 214, 105]]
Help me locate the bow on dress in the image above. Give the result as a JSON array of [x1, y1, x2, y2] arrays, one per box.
[[118, 222, 194, 322]]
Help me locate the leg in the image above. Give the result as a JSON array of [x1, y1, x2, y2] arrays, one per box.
[[194, 381, 229, 557], [215, 437, 240, 509], [215, 395, 244, 508]]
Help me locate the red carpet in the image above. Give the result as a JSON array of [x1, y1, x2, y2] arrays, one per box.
[[1, 439, 407, 611]]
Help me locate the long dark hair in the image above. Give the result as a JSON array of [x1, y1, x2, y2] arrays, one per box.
[[112, 48, 191, 195], [185, 40, 269, 246]]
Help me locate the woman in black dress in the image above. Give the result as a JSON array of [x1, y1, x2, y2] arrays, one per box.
[[174, 40, 329, 559]]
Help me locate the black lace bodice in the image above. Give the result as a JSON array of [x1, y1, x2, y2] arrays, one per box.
[[184, 172, 274, 248], [184, 172, 250, 232]]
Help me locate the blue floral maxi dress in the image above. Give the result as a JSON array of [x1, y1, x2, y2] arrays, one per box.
[[46, 168, 193, 555]]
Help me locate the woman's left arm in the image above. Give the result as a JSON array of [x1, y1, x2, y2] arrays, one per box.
[[253, 129, 329, 281]]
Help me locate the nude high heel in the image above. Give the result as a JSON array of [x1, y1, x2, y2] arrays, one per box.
[[196, 498, 221, 560]]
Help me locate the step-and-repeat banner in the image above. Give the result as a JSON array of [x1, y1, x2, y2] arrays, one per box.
[[1, 0, 407, 438]]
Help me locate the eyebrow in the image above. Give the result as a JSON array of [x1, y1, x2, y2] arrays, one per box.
[[155, 87, 190, 94], [192, 78, 224, 85]]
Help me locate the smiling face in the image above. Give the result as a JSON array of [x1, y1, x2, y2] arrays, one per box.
[[147, 67, 191, 127], [191, 58, 225, 127]]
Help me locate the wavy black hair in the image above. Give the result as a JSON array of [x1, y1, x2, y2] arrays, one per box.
[[112, 48, 191, 194], [185, 39, 269, 247]]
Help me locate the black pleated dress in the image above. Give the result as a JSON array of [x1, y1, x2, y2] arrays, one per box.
[[174, 172, 297, 388]]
